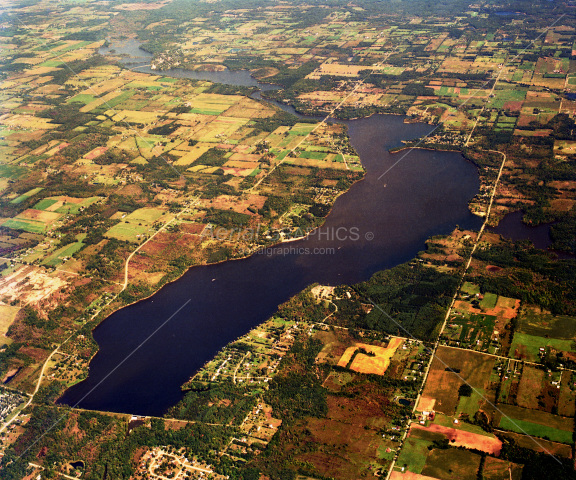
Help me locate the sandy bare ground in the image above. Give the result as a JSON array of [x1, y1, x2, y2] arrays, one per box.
[[0, 265, 70, 305]]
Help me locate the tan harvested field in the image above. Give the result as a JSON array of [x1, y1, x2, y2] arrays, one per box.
[[516, 366, 546, 410], [314, 63, 372, 77], [173, 145, 212, 166], [337, 338, 403, 375], [221, 167, 254, 177], [421, 347, 496, 415], [411, 423, 502, 455], [224, 160, 260, 169], [0, 304, 19, 338], [204, 194, 266, 215], [229, 153, 261, 162], [417, 397, 436, 412]]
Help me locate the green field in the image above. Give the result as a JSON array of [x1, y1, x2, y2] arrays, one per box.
[[102, 90, 136, 110], [422, 448, 481, 480], [55, 197, 101, 214], [33, 198, 59, 210], [10, 187, 43, 204], [42, 241, 85, 267], [38, 60, 65, 67], [300, 151, 327, 160], [67, 94, 96, 105], [457, 388, 484, 417], [2, 218, 46, 233], [105, 207, 169, 242], [395, 436, 432, 473], [461, 282, 481, 295], [289, 123, 315, 136], [105, 222, 150, 242], [0, 164, 29, 180], [190, 108, 225, 115], [517, 308, 576, 340], [480, 292, 498, 309], [123, 207, 167, 223], [499, 417, 573, 444], [510, 332, 575, 361]]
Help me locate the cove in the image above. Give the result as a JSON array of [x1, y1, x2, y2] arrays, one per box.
[[59, 44, 483, 416]]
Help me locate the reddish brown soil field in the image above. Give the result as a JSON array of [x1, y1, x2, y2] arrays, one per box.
[[411, 424, 502, 455], [390, 472, 438, 480], [486, 265, 502, 272], [18, 346, 50, 362], [180, 223, 207, 235]]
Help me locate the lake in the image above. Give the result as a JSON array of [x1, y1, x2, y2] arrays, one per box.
[[59, 42, 482, 416]]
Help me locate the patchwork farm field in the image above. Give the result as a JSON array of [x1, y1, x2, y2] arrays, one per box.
[[105, 207, 172, 243], [419, 347, 496, 416], [394, 426, 484, 479], [442, 285, 519, 354]]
